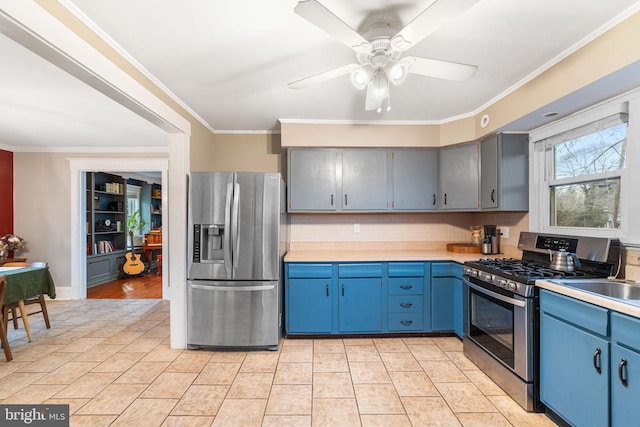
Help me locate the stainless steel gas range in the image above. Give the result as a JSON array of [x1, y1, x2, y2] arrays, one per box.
[[462, 232, 619, 412]]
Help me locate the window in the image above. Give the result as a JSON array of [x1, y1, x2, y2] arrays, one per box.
[[126, 184, 142, 230], [530, 90, 640, 243], [548, 115, 627, 229]]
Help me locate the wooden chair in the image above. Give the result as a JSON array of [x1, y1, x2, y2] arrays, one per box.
[[0, 277, 13, 361], [2, 262, 51, 343]]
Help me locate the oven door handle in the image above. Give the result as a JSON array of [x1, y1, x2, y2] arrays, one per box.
[[465, 281, 526, 308]]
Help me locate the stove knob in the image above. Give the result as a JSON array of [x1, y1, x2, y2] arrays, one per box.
[[507, 282, 517, 292], [496, 278, 507, 289]]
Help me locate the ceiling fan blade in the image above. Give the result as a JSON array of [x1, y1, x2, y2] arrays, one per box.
[[288, 63, 359, 89], [407, 56, 477, 81], [391, 0, 480, 51], [294, 0, 372, 53]]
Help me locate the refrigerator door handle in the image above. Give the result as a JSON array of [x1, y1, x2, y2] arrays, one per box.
[[223, 182, 233, 276], [231, 182, 241, 270], [190, 284, 275, 292]]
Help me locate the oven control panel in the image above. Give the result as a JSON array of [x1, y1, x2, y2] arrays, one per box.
[[535, 235, 578, 253]]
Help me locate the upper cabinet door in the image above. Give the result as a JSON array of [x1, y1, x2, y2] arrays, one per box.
[[288, 149, 339, 211], [480, 133, 529, 211], [392, 149, 438, 210], [341, 150, 388, 211], [440, 143, 480, 210], [480, 135, 499, 209]]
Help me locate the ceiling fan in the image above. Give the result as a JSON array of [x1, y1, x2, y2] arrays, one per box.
[[288, 0, 479, 112]]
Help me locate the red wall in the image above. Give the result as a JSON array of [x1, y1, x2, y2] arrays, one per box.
[[0, 149, 13, 235]]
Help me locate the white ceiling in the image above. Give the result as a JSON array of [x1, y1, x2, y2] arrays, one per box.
[[2, 0, 640, 150]]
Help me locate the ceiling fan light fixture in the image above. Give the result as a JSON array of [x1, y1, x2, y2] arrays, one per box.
[[370, 70, 389, 100], [350, 67, 372, 90]]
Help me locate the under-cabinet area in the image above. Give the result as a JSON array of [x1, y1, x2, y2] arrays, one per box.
[[286, 133, 528, 213], [285, 260, 463, 336]]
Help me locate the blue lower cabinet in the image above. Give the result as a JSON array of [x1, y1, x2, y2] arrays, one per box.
[[431, 262, 463, 333], [286, 261, 436, 335], [611, 312, 640, 427], [431, 278, 454, 331], [539, 290, 612, 427], [286, 278, 333, 333], [339, 278, 383, 332]]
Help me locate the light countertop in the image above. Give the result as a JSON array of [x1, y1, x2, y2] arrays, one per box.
[[536, 279, 640, 318], [284, 248, 502, 264]]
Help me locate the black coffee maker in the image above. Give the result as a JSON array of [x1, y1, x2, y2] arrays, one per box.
[[482, 225, 500, 255]]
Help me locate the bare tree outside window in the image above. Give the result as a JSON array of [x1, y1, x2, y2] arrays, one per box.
[[550, 122, 627, 229]]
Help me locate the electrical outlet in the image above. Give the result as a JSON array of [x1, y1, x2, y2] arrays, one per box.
[[354, 223, 360, 233], [500, 226, 509, 238]]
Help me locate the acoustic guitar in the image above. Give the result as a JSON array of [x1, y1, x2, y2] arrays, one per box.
[[123, 231, 145, 276]]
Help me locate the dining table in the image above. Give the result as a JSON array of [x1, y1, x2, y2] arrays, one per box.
[[0, 266, 56, 342]]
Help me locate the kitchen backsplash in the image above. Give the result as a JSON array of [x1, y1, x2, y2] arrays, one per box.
[[290, 211, 529, 253]]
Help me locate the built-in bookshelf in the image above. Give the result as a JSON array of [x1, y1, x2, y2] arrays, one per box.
[[150, 183, 162, 229], [85, 172, 128, 286]]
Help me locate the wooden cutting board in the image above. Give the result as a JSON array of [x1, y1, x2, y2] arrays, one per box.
[[446, 243, 482, 253]]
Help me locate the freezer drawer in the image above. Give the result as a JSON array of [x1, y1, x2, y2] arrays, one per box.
[[187, 280, 281, 350]]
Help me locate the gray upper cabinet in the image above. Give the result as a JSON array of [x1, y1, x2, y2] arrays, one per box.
[[342, 149, 388, 211], [288, 149, 339, 211], [440, 143, 480, 210], [480, 133, 529, 211], [391, 149, 438, 210]]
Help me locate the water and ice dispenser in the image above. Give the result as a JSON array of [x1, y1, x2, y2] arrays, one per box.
[[193, 224, 225, 263]]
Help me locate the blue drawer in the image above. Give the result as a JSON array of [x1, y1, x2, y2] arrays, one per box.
[[389, 277, 424, 295], [389, 295, 423, 313], [453, 263, 463, 279], [388, 262, 425, 277], [287, 263, 333, 278], [338, 263, 383, 278], [431, 262, 455, 277], [540, 290, 609, 337], [388, 313, 424, 331], [611, 311, 640, 350]]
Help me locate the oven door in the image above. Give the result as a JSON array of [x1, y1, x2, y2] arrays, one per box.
[[464, 278, 533, 382]]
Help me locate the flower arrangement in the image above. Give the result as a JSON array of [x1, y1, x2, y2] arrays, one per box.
[[0, 234, 26, 252]]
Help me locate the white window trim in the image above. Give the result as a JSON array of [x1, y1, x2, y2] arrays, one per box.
[[530, 88, 640, 244]]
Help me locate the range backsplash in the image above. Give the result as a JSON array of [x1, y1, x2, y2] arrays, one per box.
[[290, 211, 529, 253]]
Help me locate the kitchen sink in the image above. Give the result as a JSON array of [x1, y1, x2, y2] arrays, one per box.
[[551, 279, 640, 301]]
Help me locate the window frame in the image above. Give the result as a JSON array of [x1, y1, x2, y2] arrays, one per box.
[[530, 89, 640, 243]]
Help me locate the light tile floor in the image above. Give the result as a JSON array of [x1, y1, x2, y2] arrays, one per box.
[[1, 300, 558, 426]]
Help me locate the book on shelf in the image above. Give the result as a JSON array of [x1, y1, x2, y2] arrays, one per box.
[[95, 240, 116, 254]]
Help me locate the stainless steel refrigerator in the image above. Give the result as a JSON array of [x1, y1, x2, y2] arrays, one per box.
[[187, 172, 288, 350]]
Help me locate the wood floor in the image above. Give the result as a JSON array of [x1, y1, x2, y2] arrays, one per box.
[[87, 272, 162, 299]]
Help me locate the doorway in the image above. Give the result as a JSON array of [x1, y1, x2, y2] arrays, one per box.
[[86, 170, 164, 299], [69, 158, 169, 301]]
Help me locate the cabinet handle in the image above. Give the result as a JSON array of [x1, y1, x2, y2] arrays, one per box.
[[618, 358, 628, 386], [400, 285, 413, 290], [432, 194, 436, 206], [593, 348, 602, 374], [491, 189, 496, 203], [330, 194, 333, 206], [444, 193, 447, 205], [326, 284, 329, 297], [344, 194, 348, 205], [400, 320, 413, 326], [341, 283, 344, 296], [400, 303, 413, 308]]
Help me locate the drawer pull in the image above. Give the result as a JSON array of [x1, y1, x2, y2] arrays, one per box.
[[400, 285, 413, 290], [400, 320, 413, 326], [325, 284, 329, 297], [593, 348, 602, 374], [400, 303, 413, 309], [619, 358, 628, 386]]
